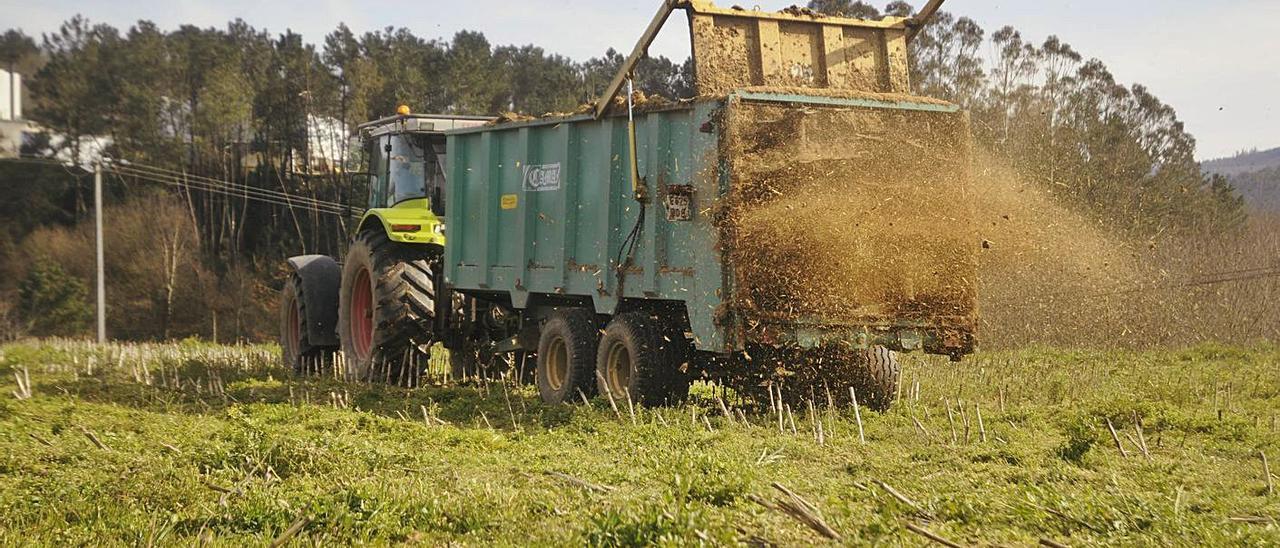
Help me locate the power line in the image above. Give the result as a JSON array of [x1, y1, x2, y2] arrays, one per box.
[[107, 162, 355, 213], [108, 167, 349, 214], [3, 155, 362, 216], [106, 164, 354, 215], [111, 160, 354, 211], [105, 165, 358, 217]]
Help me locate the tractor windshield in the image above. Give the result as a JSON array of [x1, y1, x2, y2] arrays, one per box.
[[367, 132, 447, 211], [387, 134, 428, 205]]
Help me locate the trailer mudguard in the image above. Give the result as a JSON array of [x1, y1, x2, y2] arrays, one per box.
[[285, 254, 342, 347]]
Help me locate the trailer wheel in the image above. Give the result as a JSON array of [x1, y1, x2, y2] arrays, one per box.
[[596, 312, 690, 406], [280, 273, 335, 374], [535, 309, 598, 404], [852, 346, 900, 412], [338, 229, 439, 383]]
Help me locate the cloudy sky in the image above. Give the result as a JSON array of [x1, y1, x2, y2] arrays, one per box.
[[4, 0, 1276, 160]]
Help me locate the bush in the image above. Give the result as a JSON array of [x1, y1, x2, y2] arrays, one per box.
[[0, 294, 23, 341], [1056, 413, 1099, 464], [18, 260, 92, 337]]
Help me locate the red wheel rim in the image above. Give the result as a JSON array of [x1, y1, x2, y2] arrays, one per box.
[[286, 298, 301, 359], [351, 267, 374, 360]]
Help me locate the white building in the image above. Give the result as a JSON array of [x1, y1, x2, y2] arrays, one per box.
[[0, 68, 20, 121], [0, 68, 29, 158]]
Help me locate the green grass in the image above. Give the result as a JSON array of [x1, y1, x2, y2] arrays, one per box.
[[1, 339, 1279, 546]]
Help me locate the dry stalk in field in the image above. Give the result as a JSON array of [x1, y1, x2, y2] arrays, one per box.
[[874, 480, 930, 519], [947, 402, 958, 444], [596, 372, 622, 420], [976, 403, 987, 443], [911, 415, 933, 442], [269, 514, 311, 548], [904, 522, 960, 548], [1262, 451, 1274, 496], [1133, 412, 1152, 459], [13, 366, 33, 400], [775, 385, 785, 433], [1105, 418, 1129, 457], [717, 396, 735, 426], [501, 374, 522, 430], [1229, 516, 1277, 525], [806, 399, 819, 443], [849, 387, 866, 445], [751, 482, 841, 541], [623, 388, 637, 426], [79, 426, 110, 451]]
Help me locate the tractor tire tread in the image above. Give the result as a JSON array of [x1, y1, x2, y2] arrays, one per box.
[[338, 229, 440, 383]]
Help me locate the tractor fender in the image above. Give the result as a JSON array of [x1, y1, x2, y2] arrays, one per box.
[[286, 255, 341, 348]]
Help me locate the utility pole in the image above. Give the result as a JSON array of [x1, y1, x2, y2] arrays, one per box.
[[94, 162, 105, 344]]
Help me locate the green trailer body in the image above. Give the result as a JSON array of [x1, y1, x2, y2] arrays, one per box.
[[444, 90, 978, 358]]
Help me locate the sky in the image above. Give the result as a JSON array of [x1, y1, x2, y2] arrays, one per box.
[[3, 0, 1277, 160]]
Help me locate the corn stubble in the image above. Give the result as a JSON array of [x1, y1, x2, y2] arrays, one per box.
[[2, 339, 1278, 545]]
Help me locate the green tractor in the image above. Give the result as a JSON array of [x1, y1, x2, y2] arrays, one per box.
[[279, 108, 493, 381]]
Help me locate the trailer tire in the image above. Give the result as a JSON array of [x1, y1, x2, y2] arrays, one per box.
[[338, 229, 439, 384], [596, 312, 690, 406], [535, 309, 598, 404], [852, 346, 900, 412], [280, 273, 335, 374]]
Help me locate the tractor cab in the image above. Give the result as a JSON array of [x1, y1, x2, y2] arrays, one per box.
[[354, 107, 493, 245]]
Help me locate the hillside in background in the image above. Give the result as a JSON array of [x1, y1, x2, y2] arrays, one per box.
[[1203, 147, 1280, 212], [1202, 147, 1280, 176]]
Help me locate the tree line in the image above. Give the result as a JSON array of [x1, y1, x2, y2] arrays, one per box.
[[0, 2, 1246, 341]]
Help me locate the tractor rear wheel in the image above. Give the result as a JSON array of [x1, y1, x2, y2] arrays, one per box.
[[279, 273, 335, 374], [535, 309, 598, 404], [338, 229, 439, 383], [596, 312, 690, 406]]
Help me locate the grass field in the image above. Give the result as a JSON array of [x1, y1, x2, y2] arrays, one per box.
[[1, 340, 1279, 546]]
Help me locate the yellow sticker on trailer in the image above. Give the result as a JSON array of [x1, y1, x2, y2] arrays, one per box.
[[500, 194, 518, 210]]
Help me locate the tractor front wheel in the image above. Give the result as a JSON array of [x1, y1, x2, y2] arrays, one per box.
[[337, 229, 439, 383]]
